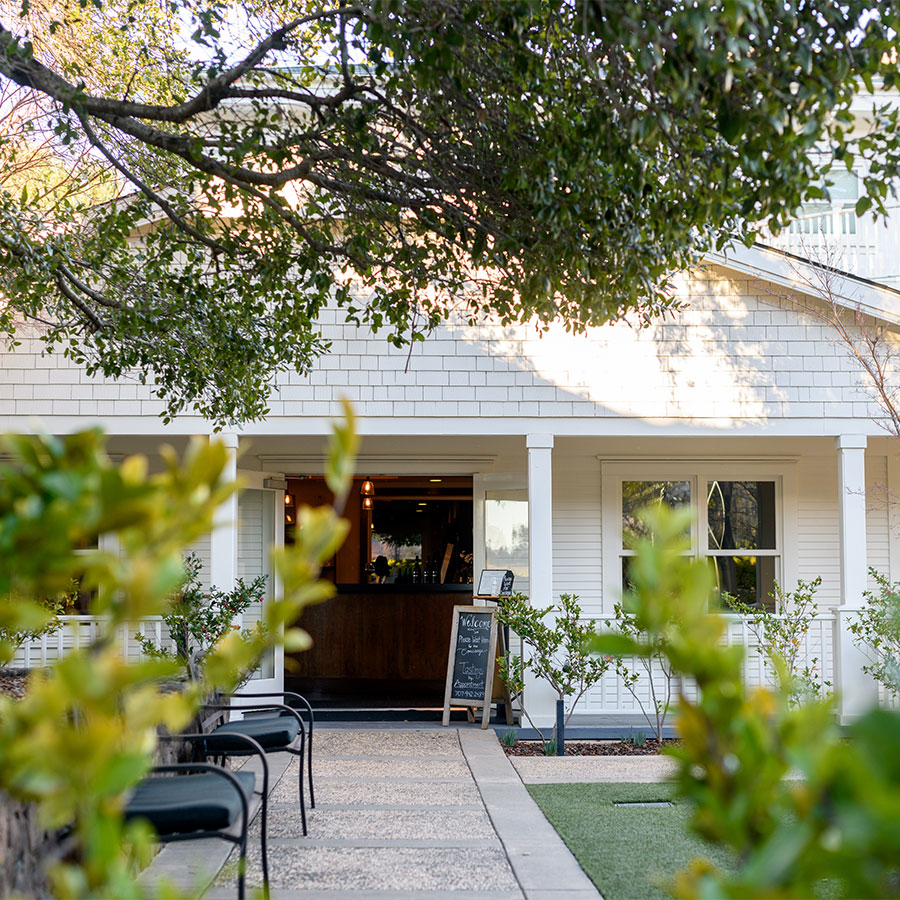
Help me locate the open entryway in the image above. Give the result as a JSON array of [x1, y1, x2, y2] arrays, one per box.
[[284, 475, 476, 712]]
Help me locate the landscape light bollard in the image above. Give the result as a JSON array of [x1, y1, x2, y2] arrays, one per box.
[[556, 698, 565, 756]]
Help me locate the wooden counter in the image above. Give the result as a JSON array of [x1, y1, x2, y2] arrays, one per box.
[[287, 585, 473, 704]]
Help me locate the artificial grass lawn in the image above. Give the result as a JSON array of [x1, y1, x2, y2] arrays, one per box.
[[527, 782, 737, 900]]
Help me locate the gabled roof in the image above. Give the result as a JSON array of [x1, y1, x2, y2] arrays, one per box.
[[706, 241, 900, 327]]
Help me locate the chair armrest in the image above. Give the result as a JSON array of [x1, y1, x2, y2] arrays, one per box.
[[229, 692, 314, 728], [202, 703, 307, 741], [161, 730, 266, 759], [159, 732, 270, 797]]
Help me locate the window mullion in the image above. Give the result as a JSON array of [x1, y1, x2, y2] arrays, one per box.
[[696, 472, 706, 561], [616, 469, 784, 613], [707, 550, 781, 557]]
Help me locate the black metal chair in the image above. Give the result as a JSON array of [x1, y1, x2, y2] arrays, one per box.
[[203, 691, 313, 835], [125, 732, 269, 900], [229, 692, 315, 807]]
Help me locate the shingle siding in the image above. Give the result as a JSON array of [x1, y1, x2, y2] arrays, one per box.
[[1, 265, 887, 426]]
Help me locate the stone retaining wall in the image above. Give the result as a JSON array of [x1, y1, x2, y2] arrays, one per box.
[[0, 684, 228, 896], [0, 792, 54, 899]]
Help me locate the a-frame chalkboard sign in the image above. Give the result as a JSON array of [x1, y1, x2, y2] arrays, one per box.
[[441, 606, 499, 729]]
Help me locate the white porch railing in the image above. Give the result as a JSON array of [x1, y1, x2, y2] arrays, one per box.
[[9, 616, 175, 669], [759, 205, 900, 288], [878, 681, 900, 710], [12, 611, 895, 717], [577, 613, 837, 718]]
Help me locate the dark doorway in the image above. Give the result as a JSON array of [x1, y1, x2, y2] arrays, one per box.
[[284, 475, 475, 714]]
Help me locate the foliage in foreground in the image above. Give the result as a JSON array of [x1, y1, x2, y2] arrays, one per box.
[[0, 583, 74, 663], [0, 410, 356, 897], [2, 2, 900, 423], [850, 568, 900, 702], [592, 507, 900, 899], [496, 592, 609, 746]]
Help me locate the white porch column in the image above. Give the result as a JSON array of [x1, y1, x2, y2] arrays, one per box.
[[834, 434, 876, 722], [524, 433, 556, 729], [209, 432, 239, 604]]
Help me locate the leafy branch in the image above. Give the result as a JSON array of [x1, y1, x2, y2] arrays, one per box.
[[850, 568, 900, 701], [726, 577, 830, 706], [3, 2, 900, 423], [496, 592, 609, 744], [135, 553, 267, 681]]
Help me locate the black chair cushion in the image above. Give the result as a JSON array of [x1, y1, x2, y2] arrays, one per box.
[[210, 715, 301, 752], [124, 770, 255, 836]]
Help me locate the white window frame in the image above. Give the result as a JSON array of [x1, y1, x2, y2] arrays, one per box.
[[600, 460, 798, 613], [234, 470, 284, 694], [473, 472, 527, 604]]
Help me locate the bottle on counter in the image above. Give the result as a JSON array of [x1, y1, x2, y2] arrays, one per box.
[[414, 556, 422, 584]]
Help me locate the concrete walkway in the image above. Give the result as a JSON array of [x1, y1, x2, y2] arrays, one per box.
[[146, 726, 600, 900]]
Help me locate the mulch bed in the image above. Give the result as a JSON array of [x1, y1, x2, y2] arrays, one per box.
[[501, 738, 679, 757], [0, 671, 29, 700]]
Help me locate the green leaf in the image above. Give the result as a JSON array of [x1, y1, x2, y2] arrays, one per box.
[[588, 632, 641, 657]]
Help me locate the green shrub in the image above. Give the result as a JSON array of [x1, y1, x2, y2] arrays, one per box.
[[627, 728, 647, 748], [726, 576, 829, 705], [136, 553, 267, 680], [609, 600, 676, 741], [0, 583, 75, 666], [496, 592, 610, 746], [850, 568, 900, 701]]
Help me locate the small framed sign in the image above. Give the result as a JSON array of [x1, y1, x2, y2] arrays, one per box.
[[476, 569, 515, 598]]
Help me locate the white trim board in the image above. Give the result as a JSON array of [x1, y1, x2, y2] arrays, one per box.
[[3, 416, 894, 438], [706, 242, 900, 326], [256, 454, 496, 474]]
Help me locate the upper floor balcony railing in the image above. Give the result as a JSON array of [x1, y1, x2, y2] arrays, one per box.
[[758, 204, 900, 290]]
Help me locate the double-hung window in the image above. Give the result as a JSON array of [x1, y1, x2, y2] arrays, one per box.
[[603, 462, 795, 613]]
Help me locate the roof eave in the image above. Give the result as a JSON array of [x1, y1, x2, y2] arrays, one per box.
[[705, 241, 900, 327]]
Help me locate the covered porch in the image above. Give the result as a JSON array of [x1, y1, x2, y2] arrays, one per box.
[[11, 429, 893, 726]]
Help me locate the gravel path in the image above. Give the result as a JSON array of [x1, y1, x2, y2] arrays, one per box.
[[209, 728, 524, 899], [144, 725, 601, 900], [510, 754, 678, 784]]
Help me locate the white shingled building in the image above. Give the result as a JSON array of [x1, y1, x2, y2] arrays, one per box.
[[5, 93, 900, 728], [5, 235, 900, 728]]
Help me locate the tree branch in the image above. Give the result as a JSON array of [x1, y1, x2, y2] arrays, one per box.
[[0, 7, 362, 123], [75, 110, 228, 255]]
